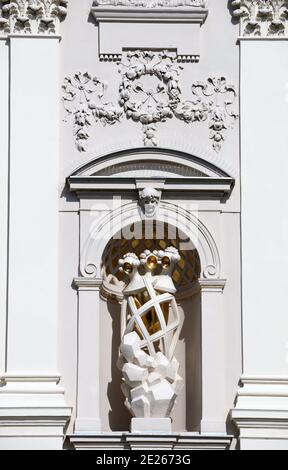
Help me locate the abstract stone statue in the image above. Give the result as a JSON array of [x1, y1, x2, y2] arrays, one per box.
[[117, 247, 183, 428]]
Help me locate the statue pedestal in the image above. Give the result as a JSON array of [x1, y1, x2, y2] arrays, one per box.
[[131, 418, 172, 434]]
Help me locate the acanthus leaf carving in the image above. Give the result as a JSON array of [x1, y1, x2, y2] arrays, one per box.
[[231, 0, 288, 37], [0, 0, 68, 35], [63, 52, 238, 154]]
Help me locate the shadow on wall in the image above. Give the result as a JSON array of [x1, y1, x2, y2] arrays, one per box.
[[106, 300, 131, 432], [181, 293, 202, 432], [227, 0, 239, 25]]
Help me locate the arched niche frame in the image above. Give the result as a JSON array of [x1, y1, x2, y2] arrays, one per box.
[[80, 201, 221, 284], [70, 147, 233, 437]]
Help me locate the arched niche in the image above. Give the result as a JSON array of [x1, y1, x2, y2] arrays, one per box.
[[99, 221, 202, 432], [79, 201, 221, 283], [71, 147, 230, 437]]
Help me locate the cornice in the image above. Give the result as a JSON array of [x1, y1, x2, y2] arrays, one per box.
[[93, 0, 206, 6], [0, 0, 68, 36], [232, 0, 288, 38], [68, 176, 235, 198], [91, 1, 208, 61], [198, 278, 227, 292], [73, 277, 103, 291], [92, 6, 208, 23]]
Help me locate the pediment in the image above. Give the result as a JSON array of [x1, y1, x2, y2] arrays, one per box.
[[93, 161, 207, 178], [71, 149, 228, 178], [68, 149, 234, 198]]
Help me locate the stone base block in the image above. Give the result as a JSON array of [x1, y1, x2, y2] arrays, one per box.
[[131, 418, 172, 434]]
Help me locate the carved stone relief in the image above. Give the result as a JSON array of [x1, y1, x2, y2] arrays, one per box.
[[93, 0, 205, 6], [175, 77, 238, 152], [0, 0, 67, 34], [118, 51, 182, 147], [63, 51, 238, 154], [138, 187, 161, 219], [62, 72, 123, 152], [232, 0, 288, 36]]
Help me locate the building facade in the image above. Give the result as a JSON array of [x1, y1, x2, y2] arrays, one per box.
[[0, 0, 288, 450]]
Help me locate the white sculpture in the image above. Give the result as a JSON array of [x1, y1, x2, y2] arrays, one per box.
[[138, 187, 160, 219], [117, 247, 184, 422]]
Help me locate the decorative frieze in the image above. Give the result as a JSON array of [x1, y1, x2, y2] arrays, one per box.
[[62, 71, 123, 152], [0, 0, 67, 35], [93, 0, 205, 6], [175, 77, 238, 153], [232, 0, 288, 37], [63, 51, 238, 153]]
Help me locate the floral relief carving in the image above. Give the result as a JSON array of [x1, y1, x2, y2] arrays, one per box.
[[0, 0, 67, 34], [63, 52, 238, 153], [119, 51, 182, 147], [176, 77, 238, 152], [232, 0, 288, 36], [93, 0, 205, 7], [62, 72, 123, 152]]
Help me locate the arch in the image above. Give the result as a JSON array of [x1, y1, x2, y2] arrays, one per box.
[[70, 147, 233, 179], [80, 201, 221, 282], [101, 221, 201, 301]]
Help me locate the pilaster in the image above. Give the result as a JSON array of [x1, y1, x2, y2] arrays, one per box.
[[199, 278, 227, 434], [0, 35, 9, 374], [0, 0, 70, 450], [231, 1, 288, 449], [73, 277, 103, 433]]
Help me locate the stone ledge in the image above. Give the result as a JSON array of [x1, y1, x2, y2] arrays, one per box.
[[69, 432, 233, 450]]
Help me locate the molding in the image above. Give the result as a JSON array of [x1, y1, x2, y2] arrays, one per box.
[[78, 201, 222, 281], [100, 53, 200, 62], [0, 0, 68, 36], [0, 373, 61, 384], [91, 1, 208, 61], [0, 407, 71, 444], [62, 139, 238, 181], [92, 7, 208, 22], [231, 375, 288, 441], [68, 176, 235, 197], [8, 32, 62, 39], [99, 53, 122, 62], [232, 0, 288, 38], [198, 278, 227, 292], [93, 0, 206, 8], [241, 375, 288, 385], [69, 432, 233, 450], [70, 148, 233, 179], [73, 277, 103, 291], [238, 35, 288, 41], [0, 374, 69, 406]]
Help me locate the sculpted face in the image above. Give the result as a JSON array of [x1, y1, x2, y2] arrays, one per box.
[[139, 188, 160, 218]]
